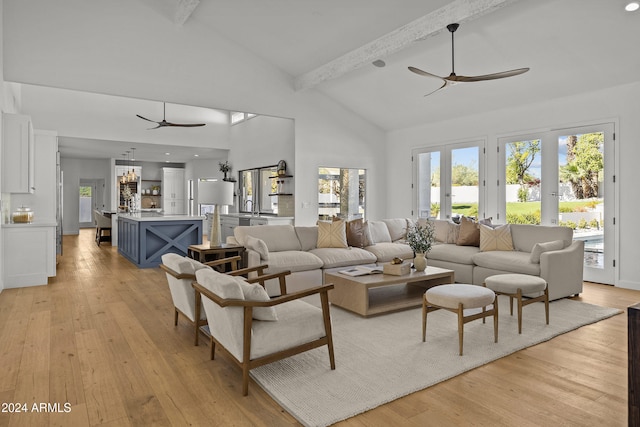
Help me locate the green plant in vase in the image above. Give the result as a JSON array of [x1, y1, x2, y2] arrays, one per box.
[[406, 221, 435, 271]]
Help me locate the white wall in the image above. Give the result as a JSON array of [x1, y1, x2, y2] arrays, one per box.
[[2, 0, 387, 227], [0, 0, 4, 292], [60, 157, 111, 234], [387, 81, 640, 290]]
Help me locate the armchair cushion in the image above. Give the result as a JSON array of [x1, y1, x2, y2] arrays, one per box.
[[238, 279, 278, 321], [161, 253, 211, 321], [196, 269, 245, 358], [250, 300, 326, 360]]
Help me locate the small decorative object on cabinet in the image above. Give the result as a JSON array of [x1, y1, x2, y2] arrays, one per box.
[[277, 159, 287, 176]]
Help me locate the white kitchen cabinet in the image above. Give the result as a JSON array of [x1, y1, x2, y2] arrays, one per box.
[[220, 215, 239, 242], [162, 168, 185, 214], [2, 224, 56, 287], [2, 113, 35, 193]]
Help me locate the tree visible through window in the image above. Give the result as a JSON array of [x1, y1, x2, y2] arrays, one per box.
[[318, 167, 365, 221]]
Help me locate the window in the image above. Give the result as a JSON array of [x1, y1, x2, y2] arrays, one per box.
[[318, 167, 366, 221], [238, 166, 278, 214], [230, 111, 257, 125]]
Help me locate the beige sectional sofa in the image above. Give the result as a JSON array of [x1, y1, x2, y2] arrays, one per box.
[[229, 218, 584, 301]]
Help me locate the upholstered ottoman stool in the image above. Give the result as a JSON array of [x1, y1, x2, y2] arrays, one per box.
[[484, 274, 549, 334], [422, 284, 498, 356]]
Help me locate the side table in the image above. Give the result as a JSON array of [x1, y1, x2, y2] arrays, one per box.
[[187, 243, 246, 271]]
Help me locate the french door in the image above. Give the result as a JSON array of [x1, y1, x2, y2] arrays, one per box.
[[414, 140, 485, 221], [499, 123, 615, 284]]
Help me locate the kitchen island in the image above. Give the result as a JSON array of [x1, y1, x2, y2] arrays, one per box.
[[118, 213, 203, 268]]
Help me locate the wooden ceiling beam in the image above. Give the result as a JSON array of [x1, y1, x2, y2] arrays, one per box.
[[294, 0, 521, 91]]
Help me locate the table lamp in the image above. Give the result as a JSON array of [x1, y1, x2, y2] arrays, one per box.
[[198, 180, 234, 248]]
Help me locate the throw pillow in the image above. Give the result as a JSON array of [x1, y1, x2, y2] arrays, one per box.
[[446, 222, 460, 244], [530, 240, 565, 263], [245, 235, 269, 261], [479, 224, 514, 252], [367, 220, 392, 244], [362, 220, 375, 247], [317, 220, 348, 248], [183, 256, 213, 273], [346, 218, 366, 248], [237, 278, 278, 321], [457, 216, 480, 246]]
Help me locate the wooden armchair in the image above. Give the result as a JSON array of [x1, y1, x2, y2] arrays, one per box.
[[193, 268, 335, 396], [160, 253, 274, 345]]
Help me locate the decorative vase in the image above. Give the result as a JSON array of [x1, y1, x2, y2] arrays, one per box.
[[413, 253, 427, 271]]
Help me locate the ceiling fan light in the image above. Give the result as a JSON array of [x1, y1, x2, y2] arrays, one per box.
[[626, 2, 639, 11]]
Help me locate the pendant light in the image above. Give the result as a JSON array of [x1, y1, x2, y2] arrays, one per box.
[[121, 153, 128, 183], [129, 148, 138, 182]]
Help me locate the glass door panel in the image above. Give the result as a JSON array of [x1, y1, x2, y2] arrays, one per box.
[[451, 146, 480, 221], [416, 151, 442, 219], [503, 139, 542, 224], [552, 124, 614, 284], [414, 141, 484, 221]]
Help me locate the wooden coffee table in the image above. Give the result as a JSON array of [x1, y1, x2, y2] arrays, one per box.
[[325, 266, 455, 317]]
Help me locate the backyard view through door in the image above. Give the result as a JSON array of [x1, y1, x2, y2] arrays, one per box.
[[500, 123, 614, 284]]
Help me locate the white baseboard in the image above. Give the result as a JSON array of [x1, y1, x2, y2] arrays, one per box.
[[617, 280, 640, 291]]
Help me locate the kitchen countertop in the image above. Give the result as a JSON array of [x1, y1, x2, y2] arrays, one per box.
[[221, 213, 294, 220], [2, 221, 58, 228], [118, 213, 204, 222]]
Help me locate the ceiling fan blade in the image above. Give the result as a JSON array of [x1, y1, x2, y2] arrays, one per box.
[[408, 66, 445, 81], [136, 114, 158, 123], [446, 68, 530, 82], [165, 122, 206, 127], [424, 80, 449, 97]]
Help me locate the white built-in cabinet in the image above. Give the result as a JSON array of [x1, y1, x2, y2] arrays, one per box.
[[1, 113, 35, 193], [162, 168, 185, 214], [3, 225, 56, 288], [2, 129, 58, 288]]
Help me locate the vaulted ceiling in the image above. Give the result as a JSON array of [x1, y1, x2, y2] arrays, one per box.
[[4, 0, 639, 160]]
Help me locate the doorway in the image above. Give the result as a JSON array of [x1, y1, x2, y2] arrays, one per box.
[[79, 179, 105, 228]]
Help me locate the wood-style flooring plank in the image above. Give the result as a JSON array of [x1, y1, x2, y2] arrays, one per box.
[[0, 230, 637, 426]]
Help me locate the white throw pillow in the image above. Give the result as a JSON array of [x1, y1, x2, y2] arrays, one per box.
[[237, 278, 278, 321], [245, 235, 269, 261], [479, 224, 514, 252], [529, 239, 565, 263], [317, 220, 348, 248]]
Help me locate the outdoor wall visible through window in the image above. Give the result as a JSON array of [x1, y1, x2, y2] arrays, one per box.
[[318, 167, 366, 221]]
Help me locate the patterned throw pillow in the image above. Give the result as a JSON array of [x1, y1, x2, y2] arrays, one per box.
[[479, 224, 514, 252], [317, 220, 348, 248]]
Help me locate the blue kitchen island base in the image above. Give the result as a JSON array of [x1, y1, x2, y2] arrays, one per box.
[[118, 214, 203, 268]]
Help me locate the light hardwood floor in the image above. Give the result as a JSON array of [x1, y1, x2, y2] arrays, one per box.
[[0, 229, 635, 426]]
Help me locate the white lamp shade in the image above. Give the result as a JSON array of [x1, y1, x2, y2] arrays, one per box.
[[198, 180, 234, 206]]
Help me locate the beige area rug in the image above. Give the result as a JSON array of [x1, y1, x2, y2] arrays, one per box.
[[250, 298, 621, 427]]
